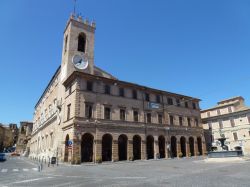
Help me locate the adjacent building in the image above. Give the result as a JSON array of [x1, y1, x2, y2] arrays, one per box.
[[202, 96, 250, 155], [16, 121, 33, 156], [0, 124, 15, 151], [29, 14, 205, 164]]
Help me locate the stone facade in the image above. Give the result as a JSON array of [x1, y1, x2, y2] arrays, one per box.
[[29, 15, 205, 164], [0, 124, 14, 151], [201, 96, 250, 155], [16, 121, 33, 156]]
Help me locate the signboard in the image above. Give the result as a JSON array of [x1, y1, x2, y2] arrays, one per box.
[[67, 140, 73, 149], [51, 157, 56, 164], [148, 102, 161, 109]]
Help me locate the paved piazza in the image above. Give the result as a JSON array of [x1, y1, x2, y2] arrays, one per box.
[[1, 157, 250, 187]]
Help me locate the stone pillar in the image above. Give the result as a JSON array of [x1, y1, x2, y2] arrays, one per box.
[[154, 138, 159, 159], [202, 141, 207, 156], [95, 139, 102, 162], [186, 141, 190, 157], [71, 139, 81, 164], [141, 139, 146, 160], [194, 141, 198, 156], [112, 140, 118, 162], [177, 141, 181, 158], [165, 140, 170, 159], [128, 139, 133, 160]]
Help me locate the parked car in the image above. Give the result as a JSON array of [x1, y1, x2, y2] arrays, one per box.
[[0, 153, 6, 161], [11, 152, 20, 156]]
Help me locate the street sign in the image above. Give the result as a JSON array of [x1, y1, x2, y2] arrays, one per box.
[[67, 140, 73, 146]]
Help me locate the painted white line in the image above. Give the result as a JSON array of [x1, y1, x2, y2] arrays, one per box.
[[13, 169, 19, 172], [113, 177, 147, 179], [23, 168, 29, 171], [32, 168, 38, 171], [11, 177, 54, 184], [1, 169, 8, 172]]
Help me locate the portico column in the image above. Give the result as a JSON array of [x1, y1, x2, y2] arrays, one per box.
[[128, 139, 133, 160], [141, 139, 146, 160], [112, 140, 118, 161], [95, 139, 102, 162], [165, 140, 170, 159], [177, 140, 181, 158], [186, 141, 190, 157], [154, 137, 159, 159], [202, 140, 207, 156], [194, 141, 198, 156]]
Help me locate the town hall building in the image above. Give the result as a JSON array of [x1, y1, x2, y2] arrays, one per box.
[[29, 14, 206, 164]]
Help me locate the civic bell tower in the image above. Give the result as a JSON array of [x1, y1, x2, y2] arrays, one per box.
[[60, 14, 96, 82]]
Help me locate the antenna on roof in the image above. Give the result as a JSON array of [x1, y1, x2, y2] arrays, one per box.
[[73, 0, 77, 16]]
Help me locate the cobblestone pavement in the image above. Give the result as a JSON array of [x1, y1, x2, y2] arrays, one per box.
[[1, 157, 250, 187]]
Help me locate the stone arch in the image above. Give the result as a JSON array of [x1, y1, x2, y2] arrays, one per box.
[[146, 135, 154, 159], [102, 134, 113, 162], [158, 136, 165, 158], [171, 136, 177, 158], [81, 133, 94, 162], [133, 135, 141, 160], [189, 137, 195, 156], [197, 137, 203, 155], [118, 134, 128, 161], [180, 136, 186, 157], [78, 32, 86, 53], [64, 134, 69, 162]]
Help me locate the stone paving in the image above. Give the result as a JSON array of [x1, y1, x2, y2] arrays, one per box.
[[1, 156, 250, 186]]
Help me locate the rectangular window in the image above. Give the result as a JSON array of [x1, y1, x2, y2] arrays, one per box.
[[230, 119, 235, 127], [158, 114, 163, 124], [233, 132, 238, 141], [207, 112, 210, 117], [145, 93, 150, 101], [156, 95, 161, 103], [64, 35, 68, 53], [176, 99, 180, 107], [217, 109, 221, 115], [219, 121, 223, 129], [228, 107, 232, 113], [120, 109, 126, 121], [187, 118, 191, 127], [69, 85, 72, 94], [87, 81, 93, 91], [185, 102, 188, 108], [104, 107, 111, 120], [195, 118, 199, 127], [67, 104, 71, 120], [192, 102, 196, 109], [170, 115, 174, 125], [167, 98, 173, 105], [132, 90, 137, 99], [119, 88, 124, 97], [147, 113, 151, 123], [248, 116, 250, 123], [105, 85, 110, 95], [179, 116, 183, 126], [133, 110, 139, 122], [85, 104, 92, 119]]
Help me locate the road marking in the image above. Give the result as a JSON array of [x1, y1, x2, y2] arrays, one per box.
[[32, 168, 38, 171], [10, 177, 54, 184], [13, 169, 19, 172], [23, 168, 29, 171], [1, 169, 8, 172]]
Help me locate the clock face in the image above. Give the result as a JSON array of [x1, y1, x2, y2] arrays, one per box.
[[72, 54, 88, 70]]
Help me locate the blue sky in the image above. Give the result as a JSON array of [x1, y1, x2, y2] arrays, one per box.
[[1, 0, 250, 125]]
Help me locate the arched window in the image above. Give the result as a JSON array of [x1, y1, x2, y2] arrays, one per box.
[[78, 33, 86, 53]]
